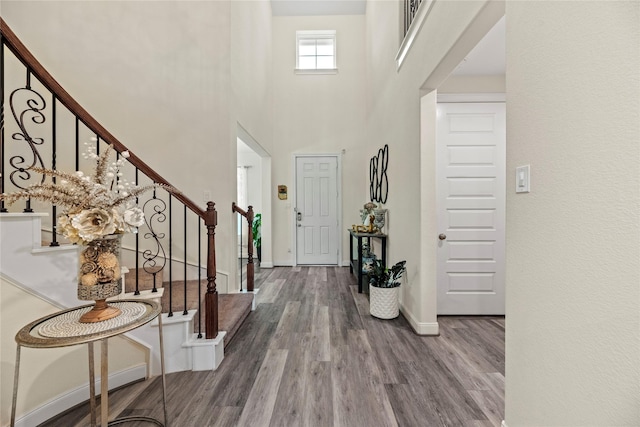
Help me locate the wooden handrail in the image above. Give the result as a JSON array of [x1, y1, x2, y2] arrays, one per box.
[[1, 18, 218, 339], [232, 202, 255, 292], [0, 17, 205, 218]]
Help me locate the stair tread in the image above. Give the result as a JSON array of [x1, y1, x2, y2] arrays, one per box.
[[219, 293, 253, 346], [124, 268, 253, 348]]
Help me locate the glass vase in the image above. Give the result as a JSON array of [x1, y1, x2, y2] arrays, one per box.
[[77, 234, 123, 323]]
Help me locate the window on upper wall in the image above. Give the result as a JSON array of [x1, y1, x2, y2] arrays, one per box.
[[296, 30, 337, 74]]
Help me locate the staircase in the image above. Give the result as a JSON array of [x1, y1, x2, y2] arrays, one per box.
[[0, 17, 256, 426], [125, 268, 254, 347], [1, 213, 254, 373]]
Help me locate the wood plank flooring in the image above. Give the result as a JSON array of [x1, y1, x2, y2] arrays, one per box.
[[39, 267, 504, 427]]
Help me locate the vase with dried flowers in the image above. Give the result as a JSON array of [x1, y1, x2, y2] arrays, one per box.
[[0, 140, 173, 322]]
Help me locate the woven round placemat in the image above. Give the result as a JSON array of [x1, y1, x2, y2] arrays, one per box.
[[38, 302, 147, 338]]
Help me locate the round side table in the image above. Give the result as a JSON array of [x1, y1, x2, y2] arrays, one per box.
[[10, 299, 168, 427]]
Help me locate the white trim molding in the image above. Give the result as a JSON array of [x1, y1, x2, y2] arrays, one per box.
[[400, 303, 439, 335], [14, 364, 147, 427], [437, 92, 506, 103]]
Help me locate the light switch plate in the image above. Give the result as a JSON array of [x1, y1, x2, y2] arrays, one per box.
[[516, 165, 530, 193]]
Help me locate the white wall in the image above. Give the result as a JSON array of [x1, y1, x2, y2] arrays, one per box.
[[365, 0, 502, 332], [1, 0, 274, 288], [504, 2, 640, 425], [271, 15, 368, 265], [439, 74, 505, 93]]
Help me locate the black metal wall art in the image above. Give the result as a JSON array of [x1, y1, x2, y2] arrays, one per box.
[[369, 144, 389, 204]]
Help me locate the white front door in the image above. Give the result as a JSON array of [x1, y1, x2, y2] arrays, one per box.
[[436, 102, 506, 315], [295, 156, 339, 265]]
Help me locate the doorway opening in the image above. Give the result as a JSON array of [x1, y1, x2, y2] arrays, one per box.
[[236, 124, 272, 292], [293, 154, 342, 266]]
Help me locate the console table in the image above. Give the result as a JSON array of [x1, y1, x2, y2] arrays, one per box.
[[10, 299, 168, 427], [348, 229, 387, 293]]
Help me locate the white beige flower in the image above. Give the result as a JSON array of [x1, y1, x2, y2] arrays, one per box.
[[123, 207, 145, 232], [71, 208, 117, 243]]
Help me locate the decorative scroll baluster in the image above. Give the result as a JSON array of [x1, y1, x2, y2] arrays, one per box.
[[8, 68, 47, 213], [205, 202, 218, 340], [143, 189, 167, 296]]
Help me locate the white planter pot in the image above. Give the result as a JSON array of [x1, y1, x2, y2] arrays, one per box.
[[369, 285, 400, 319]]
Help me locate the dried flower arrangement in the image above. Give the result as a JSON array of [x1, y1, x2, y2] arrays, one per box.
[[0, 140, 171, 245]]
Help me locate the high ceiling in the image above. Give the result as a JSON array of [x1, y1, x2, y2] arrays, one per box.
[[270, 1, 505, 76], [271, 0, 366, 16]]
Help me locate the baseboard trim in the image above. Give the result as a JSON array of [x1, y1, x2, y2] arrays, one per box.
[[259, 261, 274, 268], [273, 260, 294, 267], [399, 303, 439, 335], [14, 364, 147, 427]]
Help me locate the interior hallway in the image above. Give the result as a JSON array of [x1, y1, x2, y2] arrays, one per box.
[[40, 266, 504, 427]]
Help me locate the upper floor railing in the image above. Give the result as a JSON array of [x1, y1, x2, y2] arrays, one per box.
[[0, 17, 219, 339], [404, 0, 424, 36]]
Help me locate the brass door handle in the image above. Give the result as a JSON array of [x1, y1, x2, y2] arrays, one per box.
[[438, 234, 447, 241]]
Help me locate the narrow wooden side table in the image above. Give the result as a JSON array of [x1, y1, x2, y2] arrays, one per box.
[[10, 299, 168, 427]]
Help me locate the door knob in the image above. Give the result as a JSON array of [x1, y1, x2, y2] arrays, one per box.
[[438, 234, 447, 241]]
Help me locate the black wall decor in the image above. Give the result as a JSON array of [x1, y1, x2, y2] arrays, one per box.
[[369, 144, 389, 204]]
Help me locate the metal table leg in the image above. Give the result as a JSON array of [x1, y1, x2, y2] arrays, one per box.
[[10, 345, 21, 427], [89, 342, 97, 427]]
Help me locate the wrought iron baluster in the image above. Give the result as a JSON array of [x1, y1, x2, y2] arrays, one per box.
[[197, 220, 202, 338], [135, 168, 140, 295], [1, 39, 6, 213], [49, 97, 59, 246], [404, 0, 424, 36], [168, 193, 173, 317], [74, 117, 79, 171], [183, 204, 188, 315], [143, 188, 167, 298], [8, 68, 47, 213]]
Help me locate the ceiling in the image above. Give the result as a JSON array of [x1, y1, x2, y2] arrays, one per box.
[[271, 0, 366, 16], [270, 1, 505, 76], [452, 16, 505, 76]]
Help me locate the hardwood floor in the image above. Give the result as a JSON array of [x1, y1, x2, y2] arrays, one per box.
[[39, 267, 504, 427]]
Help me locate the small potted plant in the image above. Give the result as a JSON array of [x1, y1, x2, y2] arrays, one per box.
[[368, 259, 406, 319], [252, 213, 261, 263]]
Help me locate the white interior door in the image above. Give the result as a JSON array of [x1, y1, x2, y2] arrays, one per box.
[[437, 102, 506, 315], [295, 156, 339, 265]]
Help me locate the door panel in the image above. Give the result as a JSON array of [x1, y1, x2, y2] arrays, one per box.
[[296, 156, 338, 265], [437, 102, 506, 315]]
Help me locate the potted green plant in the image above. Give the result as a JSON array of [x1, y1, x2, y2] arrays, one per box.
[[252, 213, 261, 262], [368, 259, 406, 319]]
